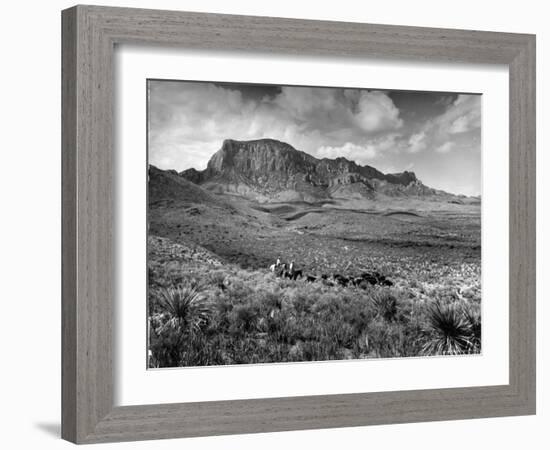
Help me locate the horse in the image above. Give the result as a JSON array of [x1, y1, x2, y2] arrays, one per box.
[[275, 263, 287, 278], [306, 275, 316, 283], [283, 270, 293, 279], [291, 269, 303, 280]]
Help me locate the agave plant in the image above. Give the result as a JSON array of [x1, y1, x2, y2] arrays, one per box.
[[154, 282, 212, 337], [422, 301, 473, 356]]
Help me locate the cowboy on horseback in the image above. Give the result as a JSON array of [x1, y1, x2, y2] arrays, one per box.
[[270, 257, 283, 273]]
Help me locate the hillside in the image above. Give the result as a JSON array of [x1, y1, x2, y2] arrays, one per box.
[[178, 138, 463, 203], [149, 164, 229, 208], [147, 141, 482, 366]]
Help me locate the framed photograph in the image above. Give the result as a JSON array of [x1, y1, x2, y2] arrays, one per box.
[[62, 5, 536, 444]]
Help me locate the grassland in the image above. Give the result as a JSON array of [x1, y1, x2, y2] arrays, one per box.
[[148, 185, 481, 367]]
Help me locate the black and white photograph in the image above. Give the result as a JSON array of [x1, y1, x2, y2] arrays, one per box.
[[1, 0, 543, 447], [147, 80, 482, 368]]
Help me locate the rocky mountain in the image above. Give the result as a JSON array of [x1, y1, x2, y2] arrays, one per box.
[[149, 164, 230, 208], [176, 138, 449, 202]]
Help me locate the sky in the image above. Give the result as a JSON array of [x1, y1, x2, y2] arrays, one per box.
[[148, 80, 481, 196]]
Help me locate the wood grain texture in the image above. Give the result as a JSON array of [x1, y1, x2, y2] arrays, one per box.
[[61, 7, 77, 443], [62, 5, 114, 443], [61, 5, 536, 444], [508, 36, 536, 410]]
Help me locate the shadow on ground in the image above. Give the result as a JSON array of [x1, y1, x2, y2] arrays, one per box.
[[35, 422, 60, 438]]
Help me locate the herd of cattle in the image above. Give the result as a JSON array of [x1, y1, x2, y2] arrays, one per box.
[[269, 259, 393, 288]]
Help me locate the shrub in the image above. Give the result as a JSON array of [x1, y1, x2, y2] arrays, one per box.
[[149, 282, 212, 367], [371, 290, 398, 322], [422, 302, 473, 356], [154, 282, 212, 335], [462, 304, 481, 353], [148, 253, 481, 366]]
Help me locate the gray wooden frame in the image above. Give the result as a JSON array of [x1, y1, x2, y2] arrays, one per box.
[[61, 4, 536, 444]]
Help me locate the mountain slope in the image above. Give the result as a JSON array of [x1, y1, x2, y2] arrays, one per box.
[[178, 138, 456, 202], [149, 164, 227, 206]]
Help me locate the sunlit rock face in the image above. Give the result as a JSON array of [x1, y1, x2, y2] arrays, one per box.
[[179, 138, 440, 202]]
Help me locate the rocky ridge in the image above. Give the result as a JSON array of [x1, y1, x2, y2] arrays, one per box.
[[174, 138, 452, 202]]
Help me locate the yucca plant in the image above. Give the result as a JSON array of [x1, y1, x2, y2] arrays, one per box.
[[154, 282, 212, 337], [422, 301, 473, 356]]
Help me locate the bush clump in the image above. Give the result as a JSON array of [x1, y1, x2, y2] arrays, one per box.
[[148, 261, 481, 367]]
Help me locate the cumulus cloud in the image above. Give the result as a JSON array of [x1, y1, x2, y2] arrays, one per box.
[[148, 82, 260, 169], [149, 82, 404, 170], [435, 142, 455, 153], [352, 91, 403, 132], [317, 142, 377, 163], [408, 132, 427, 153], [148, 81, 481, 195], [401, 94, 481, 155], [432, 94, 481, 137], [273, 87, 402, 133], [317, 133, 403, 165]]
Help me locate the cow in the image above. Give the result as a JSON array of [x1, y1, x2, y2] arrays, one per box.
[[359, 271, 393, 286], [333, 274, 350, 287], [361, 272, 378, 285]]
